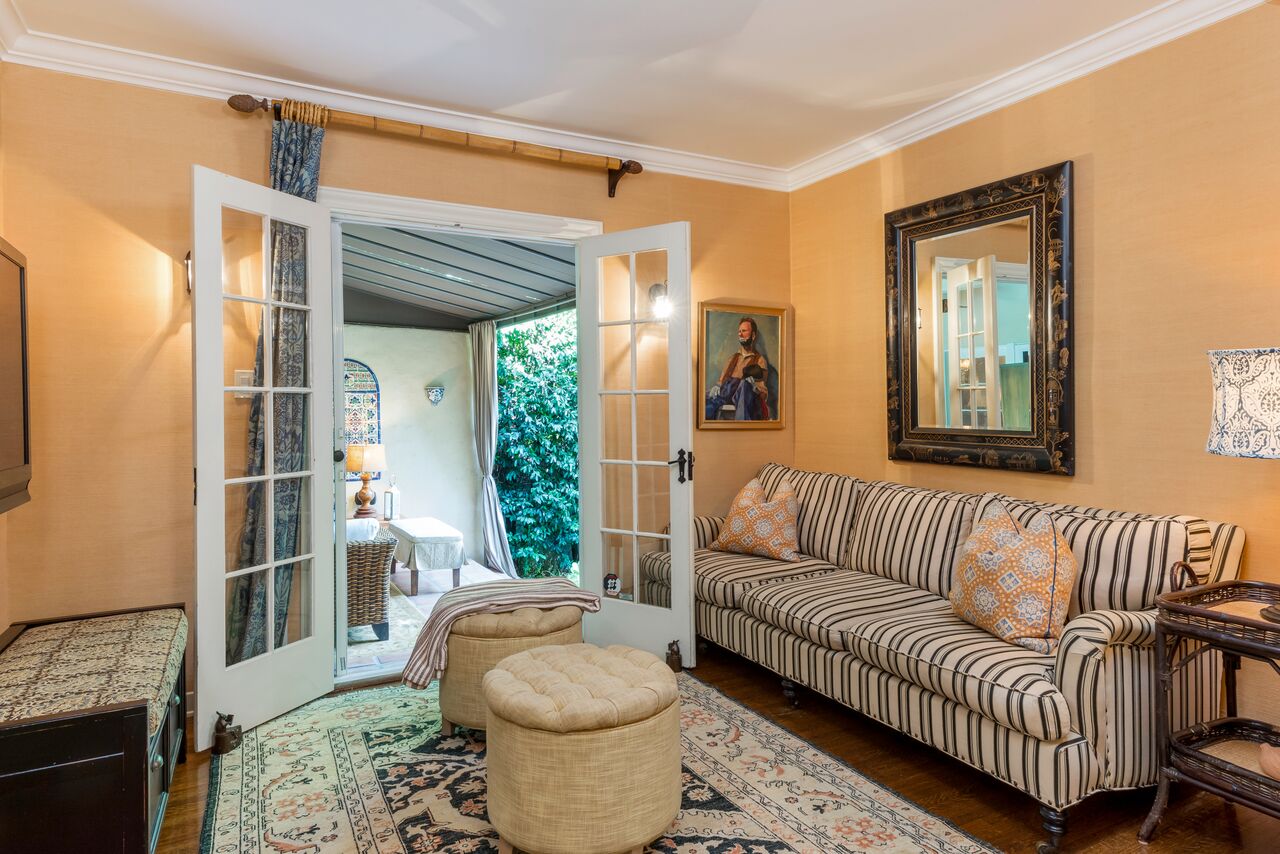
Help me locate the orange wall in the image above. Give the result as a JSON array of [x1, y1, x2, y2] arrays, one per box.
[[0, 63, 792, 624], [790, 5, 1280, 583]]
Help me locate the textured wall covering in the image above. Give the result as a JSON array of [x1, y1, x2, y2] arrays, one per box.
[[0, 62, 790, 632]]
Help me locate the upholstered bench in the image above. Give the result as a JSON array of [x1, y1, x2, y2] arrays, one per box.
[[438, 604, 582, 735], [0, 606, 188, 854], [482, 644, 681, 854]]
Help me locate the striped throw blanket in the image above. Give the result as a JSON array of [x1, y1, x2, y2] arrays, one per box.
[[402, 578, 601, 689]]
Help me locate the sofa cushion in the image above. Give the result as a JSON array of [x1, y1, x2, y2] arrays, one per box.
[[638, 548, 838, 608], [845, 608, 1071, 741], [739, 570, 946, 651], [973, 493, 1207, 617], [758, 463, 861, 565], [848, 481, 977, 597]]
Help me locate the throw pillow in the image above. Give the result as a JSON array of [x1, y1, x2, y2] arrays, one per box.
[[710, 478, 801, 561], [950, 498, 1077, 654]]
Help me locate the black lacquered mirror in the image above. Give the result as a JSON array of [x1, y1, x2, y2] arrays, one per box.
[[885, 161, 1073, 475]]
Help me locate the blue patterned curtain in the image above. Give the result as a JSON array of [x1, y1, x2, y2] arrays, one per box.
[[226, 104, 326, 665]]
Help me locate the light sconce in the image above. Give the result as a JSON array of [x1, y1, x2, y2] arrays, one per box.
[[424, 386, 445, 406], [184, 251, 193, 293], [649, 282, 672, 318]]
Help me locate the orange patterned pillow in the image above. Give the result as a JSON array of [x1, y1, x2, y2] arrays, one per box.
[[950, 498, 1077, 654], [710, 478, 801, 561]]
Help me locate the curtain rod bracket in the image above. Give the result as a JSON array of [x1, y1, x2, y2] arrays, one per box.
[[608, 160, 643, 198]]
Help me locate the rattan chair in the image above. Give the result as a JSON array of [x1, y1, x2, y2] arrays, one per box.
[[347, 528, 397, 641]]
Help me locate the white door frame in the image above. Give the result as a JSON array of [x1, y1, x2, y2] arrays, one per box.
[[317, 186, 602, 678]]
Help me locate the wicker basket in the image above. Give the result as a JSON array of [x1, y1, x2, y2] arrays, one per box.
[[347, 529, 397, 629]]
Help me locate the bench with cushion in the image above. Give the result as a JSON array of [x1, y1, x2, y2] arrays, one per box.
[[0, 605, 188, 854], [643, 463, 1245, 852]]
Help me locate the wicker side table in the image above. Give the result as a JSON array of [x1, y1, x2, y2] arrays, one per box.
[[1139, 567, 1280, 841]]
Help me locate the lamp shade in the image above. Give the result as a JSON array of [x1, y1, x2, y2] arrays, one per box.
[[345, 443, 386, 473], [1207, 348, 1280, 458]]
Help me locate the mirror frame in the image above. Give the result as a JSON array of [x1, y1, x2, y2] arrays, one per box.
[[885, 161, 1074, 475]]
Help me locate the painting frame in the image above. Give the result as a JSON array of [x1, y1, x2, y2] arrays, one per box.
[[697, 301, 787, 431]]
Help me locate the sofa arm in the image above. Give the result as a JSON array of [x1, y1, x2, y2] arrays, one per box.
[[1054, 609, 1221, 788], [693, 516, 726, 550]]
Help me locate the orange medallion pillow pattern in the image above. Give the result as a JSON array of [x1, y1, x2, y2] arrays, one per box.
[[950, 498, 1078, 654], [710, 478, 801, 561]]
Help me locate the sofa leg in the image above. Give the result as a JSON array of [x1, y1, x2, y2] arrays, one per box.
[[696, 637, 709, 656], [1036, 805, 1067, 853], [372, 622, 389, 641], [780, 678, 800, 708]]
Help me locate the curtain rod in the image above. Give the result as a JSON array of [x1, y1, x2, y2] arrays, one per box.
[[227, 95, 643, 197]]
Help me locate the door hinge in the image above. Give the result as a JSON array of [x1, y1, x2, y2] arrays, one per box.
[[942, 297, 948, 313]]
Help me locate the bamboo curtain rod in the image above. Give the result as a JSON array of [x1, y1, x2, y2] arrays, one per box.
[[227, 95, 643, 197]]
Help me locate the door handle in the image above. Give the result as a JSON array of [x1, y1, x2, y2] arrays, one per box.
[[334, 449, 345, 463], [667, 449, 688, 484]]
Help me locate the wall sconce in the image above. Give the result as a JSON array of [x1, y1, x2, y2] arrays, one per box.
[[649, 282, 672, 318], [184, 251, 193, 293], [424, 386, 445, 406]]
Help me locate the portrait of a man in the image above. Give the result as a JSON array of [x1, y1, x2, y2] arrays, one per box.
[[699, 303, 785, 429]]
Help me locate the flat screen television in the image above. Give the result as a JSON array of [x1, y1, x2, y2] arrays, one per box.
[[0, 236, 30, 514]]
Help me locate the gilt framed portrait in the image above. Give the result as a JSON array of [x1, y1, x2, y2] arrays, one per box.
[[698, 302, 786, 430]]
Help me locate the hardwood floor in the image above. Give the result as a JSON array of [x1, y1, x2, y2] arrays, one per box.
[[159, 643, 1278, 853]]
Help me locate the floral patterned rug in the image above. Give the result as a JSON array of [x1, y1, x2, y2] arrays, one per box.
[[201, 674, 997, 853]]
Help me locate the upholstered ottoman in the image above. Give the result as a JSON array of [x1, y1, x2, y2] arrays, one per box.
[[438, 605, 582, 735], [482, 644, 681, 854]]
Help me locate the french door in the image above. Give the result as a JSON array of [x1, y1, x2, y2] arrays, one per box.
[[192, 166, 336, 751], [577, 223, 695, 666]]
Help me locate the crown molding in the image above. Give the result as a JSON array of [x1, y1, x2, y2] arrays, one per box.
[[786, 0, 1266, 189], [0, 0, 1265, 193]]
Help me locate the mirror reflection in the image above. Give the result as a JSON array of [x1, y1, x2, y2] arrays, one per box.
[[914, 216, 1032, 432]]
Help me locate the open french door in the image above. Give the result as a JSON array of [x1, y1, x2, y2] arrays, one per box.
[[192, 166, 336, 750], [577, 222, 695, 666]]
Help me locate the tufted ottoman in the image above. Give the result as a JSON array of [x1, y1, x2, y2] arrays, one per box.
[[439, 605, 583, 736], [482, 644, 681, 854]]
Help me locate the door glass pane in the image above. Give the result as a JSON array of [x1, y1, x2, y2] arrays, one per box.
[[634, 250, 668, 320], [635, 323, 668, 390], [634, 394, 669, 462], [269, 220, 309, 304], [274, 559, 312, 647], [225, 569, 267, 665], [635, 465, 670, 535], [972, 279, 985, 331], [636, 535, 671, 609], [601, 394, 632, 460], [957, 285, 969, 334], [599, 253, 632, 322], [273, 476, 311, 562], [224, 300, 265, 387], [226, 481, 267, 571], [601, 464, 633, 531], [273, 307, 310, 388], [225, 392, 263, 479], [600, 325, 633, 391], [222, 207, 265, 300], [602, 532, 635, 602], [273, 393, 310, 474]]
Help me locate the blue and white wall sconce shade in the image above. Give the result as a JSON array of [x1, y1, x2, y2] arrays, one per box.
[[424, 386, 446, 407], [1207, 348, 1280, 459]]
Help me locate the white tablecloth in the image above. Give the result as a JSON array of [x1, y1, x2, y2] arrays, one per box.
[[387, 517, 466, 570]]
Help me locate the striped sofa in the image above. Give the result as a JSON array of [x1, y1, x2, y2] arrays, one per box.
[[641, 463, 1244, 851]]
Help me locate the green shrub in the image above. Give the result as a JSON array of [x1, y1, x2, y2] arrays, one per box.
[[495, 311, 578, 577]]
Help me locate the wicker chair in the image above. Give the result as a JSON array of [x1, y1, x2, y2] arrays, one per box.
[[347, 528, 398, 641]]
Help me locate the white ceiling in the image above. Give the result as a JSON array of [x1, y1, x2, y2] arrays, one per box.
[[0, 0, 1264, 188]]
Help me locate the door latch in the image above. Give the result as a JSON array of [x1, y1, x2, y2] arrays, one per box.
[[667, 449, 694, 484]]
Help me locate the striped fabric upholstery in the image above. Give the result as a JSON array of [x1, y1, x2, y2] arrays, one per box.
[[639, 548, 837, 609], [844, 608, 1071, 740], [757, 463, 861, 565], [847, 481, 976, 597], [972, 493, 1203, 617], [694, 516, 726, 550], [738, 570, 943, 652], [697, 601, 1101, 810], [1207, 521, 1246, 585]]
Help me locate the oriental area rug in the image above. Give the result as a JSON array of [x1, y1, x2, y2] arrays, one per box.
[[201, 675, 997, 854]]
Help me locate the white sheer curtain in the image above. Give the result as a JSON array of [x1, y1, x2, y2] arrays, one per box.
[[469, 320, 518, 576]]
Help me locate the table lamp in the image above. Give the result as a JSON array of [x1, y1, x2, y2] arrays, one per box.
[[346, 443, 386, 518]]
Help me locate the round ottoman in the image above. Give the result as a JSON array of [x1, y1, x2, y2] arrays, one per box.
[[483, 644, 681, 854], [439, 605, 582, 735]]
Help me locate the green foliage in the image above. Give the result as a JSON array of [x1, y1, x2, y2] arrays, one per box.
[[495, 311, 579, 578]]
